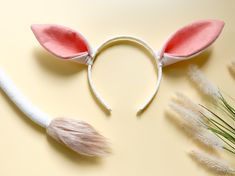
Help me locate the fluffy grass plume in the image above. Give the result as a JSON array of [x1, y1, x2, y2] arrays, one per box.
[[190, 149, 235, 175]]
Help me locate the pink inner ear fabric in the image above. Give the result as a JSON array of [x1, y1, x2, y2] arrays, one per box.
[[31, 24, 90, 59], [164, 19, 224, 57]]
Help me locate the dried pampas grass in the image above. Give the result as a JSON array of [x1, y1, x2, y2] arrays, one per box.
[[183, 127, 224, 150], [174, 92, 211, 118], [174, 92, 201, 113], [188, 65, 220, 100], [169, 101, 223, 150], [194, 128, 224, 150], [47, 118, 110, 157], [190, 149, 235, 175], [166, 65, 235, 174], [169, 101, 204, 130]]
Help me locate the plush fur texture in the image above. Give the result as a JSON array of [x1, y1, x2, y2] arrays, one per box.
[[46, 118, 110, 157]]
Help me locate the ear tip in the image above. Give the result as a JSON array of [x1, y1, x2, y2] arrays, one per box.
[[209, 19, 225, 36], [31, 24, 41, 28], [211, 19, 225, 28], [194, 19, 225, 29], [31, 23, 51, 28], [30, 24, 45, 33], [30, 24, 37, 31], [212, 19, 225, 24]]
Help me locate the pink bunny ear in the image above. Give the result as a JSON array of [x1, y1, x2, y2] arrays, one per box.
[[160, 19, 224, 66], [31, 24, 92, 64]]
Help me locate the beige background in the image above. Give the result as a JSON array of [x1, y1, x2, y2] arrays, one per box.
[[0, 0, 235, 175]]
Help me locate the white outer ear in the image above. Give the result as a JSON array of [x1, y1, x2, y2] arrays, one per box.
[[161, 55, 182, 66], [161, 49, 207, 67], [87, 36, 163, 114]]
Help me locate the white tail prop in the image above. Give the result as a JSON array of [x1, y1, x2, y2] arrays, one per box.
[[0, 69, 52, 127], [0, 69, 110, 157]]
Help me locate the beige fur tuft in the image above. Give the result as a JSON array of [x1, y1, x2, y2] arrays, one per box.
[[46, 118, 110, 157]]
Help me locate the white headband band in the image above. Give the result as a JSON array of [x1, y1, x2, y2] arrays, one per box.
[[88, 35, 163, 113]]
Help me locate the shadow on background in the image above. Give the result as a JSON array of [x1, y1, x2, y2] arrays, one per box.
[[228, 64, 235, 79], [33, 49, 87, 76], [34, 48, 112, 116], [163, 49, 212, 78], [163, 49, 214, 103], [46, 135, 104, 166]]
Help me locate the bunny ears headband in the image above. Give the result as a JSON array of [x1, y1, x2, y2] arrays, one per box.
[[31, 19, 224, 113]]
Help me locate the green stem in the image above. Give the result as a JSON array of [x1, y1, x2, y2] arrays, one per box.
[[213, 131, 235, 151], [210, 119, 235, 136], [210, 127, 235, 145], [217, 103, 235, 121], [200, 104, 235, 131], [224, 147, 235, 155], [219, 94, 235, 115], [200, 111, 234, 136]]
